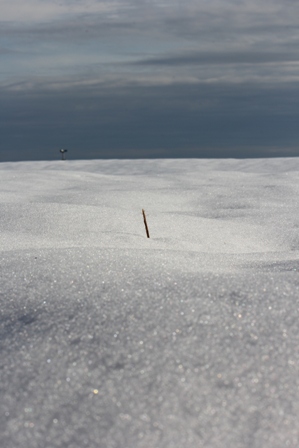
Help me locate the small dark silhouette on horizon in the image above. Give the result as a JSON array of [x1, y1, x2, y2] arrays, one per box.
[[60, 149, 68, 160]]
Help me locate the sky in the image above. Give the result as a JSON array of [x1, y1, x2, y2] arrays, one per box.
[[1, 0, 299, 161]]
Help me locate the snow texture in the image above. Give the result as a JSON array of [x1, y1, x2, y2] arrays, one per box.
[[1, 158, 299, 448]]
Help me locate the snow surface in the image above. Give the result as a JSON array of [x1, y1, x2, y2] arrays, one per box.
[[1, 158, 299, 448]]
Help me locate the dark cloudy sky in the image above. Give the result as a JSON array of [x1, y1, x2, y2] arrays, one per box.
[[1, 0, 299, 161]]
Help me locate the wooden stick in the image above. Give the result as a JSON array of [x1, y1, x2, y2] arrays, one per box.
[[142, 209, 150, 238]]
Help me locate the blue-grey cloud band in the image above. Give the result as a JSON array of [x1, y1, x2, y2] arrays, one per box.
[[132, 51, 299, 66], [1, 79, 298, 161]]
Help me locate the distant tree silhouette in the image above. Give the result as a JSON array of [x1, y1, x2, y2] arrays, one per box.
[[60, 149, 68, 160]]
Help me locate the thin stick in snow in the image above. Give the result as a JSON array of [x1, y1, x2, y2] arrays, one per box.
[[142, 209, 150, 238]]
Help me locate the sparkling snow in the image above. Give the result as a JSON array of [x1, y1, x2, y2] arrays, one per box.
[[1, 158, 299, 448]]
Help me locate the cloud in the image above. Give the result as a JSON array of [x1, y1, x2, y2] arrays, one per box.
[[2, 0, 299, 73], [0, 0, 122, 22], [0, 47, 18, 55], [132, 51, 299, 66]]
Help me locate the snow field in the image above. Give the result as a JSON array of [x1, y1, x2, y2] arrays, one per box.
[[1, 158, 299, 447]]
